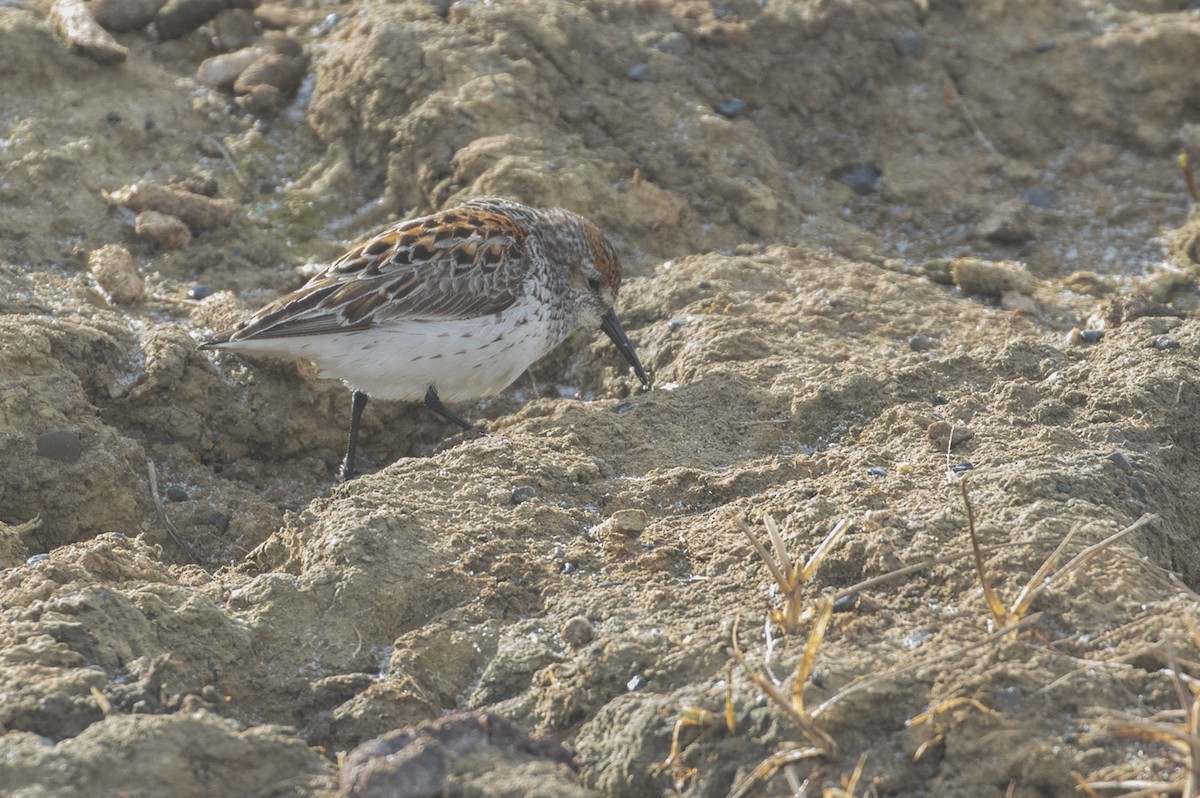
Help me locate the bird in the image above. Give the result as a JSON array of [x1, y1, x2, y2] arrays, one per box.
[[198, 197, 650, 480]]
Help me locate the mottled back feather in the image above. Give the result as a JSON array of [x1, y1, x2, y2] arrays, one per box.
[[211, 206, 530, 343]]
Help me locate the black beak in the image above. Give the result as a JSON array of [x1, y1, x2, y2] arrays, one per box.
[[600, 308, 650, 389]]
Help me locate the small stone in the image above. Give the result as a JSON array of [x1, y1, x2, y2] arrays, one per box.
[[831, 163, 882, 196], [867, 466, 887, 477], [626, 674, 647, 692], [608, 509, 648, 534], [88, 244, 144, 303], [713, 97, 747, 118], [135, 210, 192, 249], [974, 199, 1037, 245], [51, 0, 128, 63], [654, 31, 691, 56], [952, 258, 1035, 298], [26, 553, 50, 565], [165, 485, 188, 502], [1033, 40, 1056, 53], [37, 430, 82, 463], [207, 511, 231, 533], [1055, 481, 1071, 493], [908, 334, 933, 352], [995, 686, 1023, 710], [1108, 452, 1134, 473], [832, 593, 859, 613], [561, 561, 577, 574], [511, 486, 536, 504], [90, 0, 166, 33], [626, 63, 656, 82], [561, 616, 594, 647], [927, 421, 973, 451], [614, 402, 637, 414], [893, 30, 925, 59], [1068, 328, 1104, 345], [188, 285, 213, 300], [1153, 335, 1180, 351], [1020, 186, 1057, 210], [950, 461, 974, 473]]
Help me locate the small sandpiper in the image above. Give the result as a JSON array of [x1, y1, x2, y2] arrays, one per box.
[[199, 197, 650, 479]]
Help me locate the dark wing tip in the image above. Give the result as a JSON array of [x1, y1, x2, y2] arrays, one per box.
[[196, 329, 234, 350]]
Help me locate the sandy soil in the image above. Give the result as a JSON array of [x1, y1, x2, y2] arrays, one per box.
[[3, 0, 1200, 796]]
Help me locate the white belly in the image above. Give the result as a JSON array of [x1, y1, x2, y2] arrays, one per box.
[[216, 306, 563, 402]]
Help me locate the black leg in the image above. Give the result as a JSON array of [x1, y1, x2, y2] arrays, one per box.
[[338, 390, 369, 481], [424, 385, 473, 430]]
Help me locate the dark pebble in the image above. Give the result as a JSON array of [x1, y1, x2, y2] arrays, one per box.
[[1079, 329, 1104, 344], [908, 334, 933, 352], [208, 511, 231, 533], [626, 63, 656, 82], [893, 30, 925, 59], [614, 402, 637, 414], [995, 686, 1023, 710], [511, 486, 536, 504], [932, 394, 949, 405], [832, 593, 859, 613], [108, 532, 127, 539], [867, 466, 887, 477], [626, 674, 647, 691], [832, 163, 883, 196], [713, 5, 733, 18], [668, 316, 689, 331], [561, 561, 577, 574], [1153, 335, 1180, 351], [713, 97, 747, 118], [165, 485, 189, 502], [258, 181, 276, 194], [951, 461, 974, 473], [188, 285, 213, 300], [26, 553, 50, 565], [1055, 481, 1071, 493], [105, 111, 121, 125], [807, 670, 825, 688], [1108, 452, 1134, 473], [37, 430, 82, 463], [1020, 186, 1058, 210], [144, 117, 156, 131], [1033, 40, 1056, 53]]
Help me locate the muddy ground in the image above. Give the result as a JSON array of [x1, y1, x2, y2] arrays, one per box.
[[3, 0, 1200, 796]]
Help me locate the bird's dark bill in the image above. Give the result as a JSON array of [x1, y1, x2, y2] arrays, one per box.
[[600, 309, 650, 389]]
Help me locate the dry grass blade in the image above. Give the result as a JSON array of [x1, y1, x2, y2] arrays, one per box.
[[824, 752, 869, 798], [802, 518, 850, 582], [726, 745, 823, 798], [740, 515, 849, 636], [960, 478, 1155, 631], [960, 478, 1010, 626], [653, 706, 728, 790], [147, 460, 198, 563], [792, 598, 833, 715], [730, 619, 837, 754]]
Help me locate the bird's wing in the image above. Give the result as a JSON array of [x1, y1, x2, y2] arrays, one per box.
[[212, 206, 531, 343]]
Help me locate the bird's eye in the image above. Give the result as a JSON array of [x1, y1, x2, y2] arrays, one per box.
[[587, 277, 602, 292]]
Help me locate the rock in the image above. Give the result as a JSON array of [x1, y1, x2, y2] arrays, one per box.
[[653, 31, 691, 56], [713, 97, 747, 118], [974, 199, 1037, 245], [233, 53, 304, 97], [37, 430, 82, 463], [197, 46, 270, 90], [951, 258, 1035, 298], [893, 30, 925, 58], [927, 421, 973, 451], [832, 163, 882, 196], [51, 0, 128, 63], [88, 244, 144, 303], [89, 0, 166, 32], [561, 616, 594, 647], [107, 181, 234, 232], [135, 210, 192, 249]]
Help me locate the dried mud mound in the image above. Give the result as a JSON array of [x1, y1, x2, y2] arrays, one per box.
[[4, 0, 1200, 797]]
